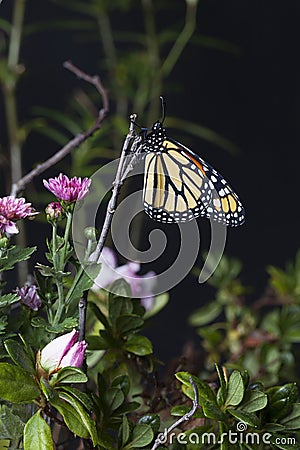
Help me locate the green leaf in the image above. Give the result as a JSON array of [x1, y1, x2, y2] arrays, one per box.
[[51, 393, 98, 445], [110, 279, 132, 297], [137, 414, 160, 434], [227, 409, 260, 428], [189, 302, 222, 326], [0, 316, 8, 334], [240, 389, 268, 413], [50, 367, 88, 385], [116, 314, 144, 335], [123, 424, 154, 449], [0, 19, 11, 34], [35, 263, 69, 278], [121, 415, 130, 446], [104, 388, 124, 413], [4, 339, 35, 374], [225, 370, 244, 407], [0, 246, 36, 272], [88, 301, 110, 329], [45, 317, 78, 333], [87, 334, 109, 350], [66, 263, 101, 305], [171, 404, 204, 419], [123, 335, 153, 356], [280, 403, 300, 430], [143, 293, 169, 319], [0, 404, 25, 439], [0, 363, 40, 403], [216, 364, 227, 406], [176, 372, 216, 403], [51, 397, 88, 438], [267, 383, 298, 421], [40, 378, 57, 402], [111, 375, 130, 396], [24, 411, 54, 450], [0, 294, 20, 308], [109, 297, 133, 327], [176, 372, 225, 421], [58, 386, 93, 411], [201, 399, 226, 421], [30, 316, 48, 328], [114, 401, 141, 415]]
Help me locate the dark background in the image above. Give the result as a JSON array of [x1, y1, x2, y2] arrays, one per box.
[[0, 1, 299, 361]]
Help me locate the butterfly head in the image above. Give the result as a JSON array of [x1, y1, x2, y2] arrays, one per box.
[[152, 120, 165, 133], [144, 121, 166, 150]]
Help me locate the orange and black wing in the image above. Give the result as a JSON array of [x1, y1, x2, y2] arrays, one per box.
[[142, 138, 245, 226]]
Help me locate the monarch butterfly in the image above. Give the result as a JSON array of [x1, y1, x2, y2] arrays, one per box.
[[140, 99, 245, 227]]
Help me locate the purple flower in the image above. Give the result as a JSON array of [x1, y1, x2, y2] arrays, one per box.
[[0, 196, 37, 237], [40, 329, 87, 373], [92, 247, 156, 310], [15, 284, 42, 311], [43, 173, 91, 203]]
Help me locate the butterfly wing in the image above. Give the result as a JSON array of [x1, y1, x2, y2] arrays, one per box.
[[142, 138, 245, 226]]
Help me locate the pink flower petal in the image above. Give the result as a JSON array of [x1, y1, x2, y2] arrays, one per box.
[[60, 341, 87, 368], [43, 173, 91, 203]]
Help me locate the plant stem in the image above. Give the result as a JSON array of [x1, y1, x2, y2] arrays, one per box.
[[3, 0, 27, 284], [63, 211, 72, 260], [161, 0, 198, 77], [89, 117, 139, 263], [51, 223, 64, 325], [51, 212, 73, 325]]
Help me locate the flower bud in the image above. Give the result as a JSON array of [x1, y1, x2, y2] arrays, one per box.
[[15, 284, 42, 311], [40, 329, 87, 373], [84, 227, 98, 242], [0, 236, 10, 249], [45, 202, 64, 222]]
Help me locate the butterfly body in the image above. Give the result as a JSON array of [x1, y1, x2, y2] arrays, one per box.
[[141, 120, 245, 227]]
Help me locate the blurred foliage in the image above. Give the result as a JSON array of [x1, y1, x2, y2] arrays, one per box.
[[190, 252, 300, 387]]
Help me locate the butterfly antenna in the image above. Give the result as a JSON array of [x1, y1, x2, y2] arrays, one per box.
[[160, 96, 166, 124]]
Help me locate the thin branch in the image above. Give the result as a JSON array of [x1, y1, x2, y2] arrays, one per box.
[[89, 115, 141, 263], [10, 62, 109, 197], [151, 377, 199, 450], [63, 60, 109, 113], [78, 290, 88, 342]]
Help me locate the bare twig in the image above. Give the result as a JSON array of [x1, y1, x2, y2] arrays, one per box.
[[10, 62, 109, 197], [150, 377, 199, 450], [89, 115, 141, 263], [63, 60, 109, 113]]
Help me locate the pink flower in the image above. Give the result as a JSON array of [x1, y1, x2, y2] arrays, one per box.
[[92, 247, 156, 310], [15, 284, 42, 311], [40, 329, 87, 373], [0, 196, 37, 236], [43, 173, 91, 203]]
